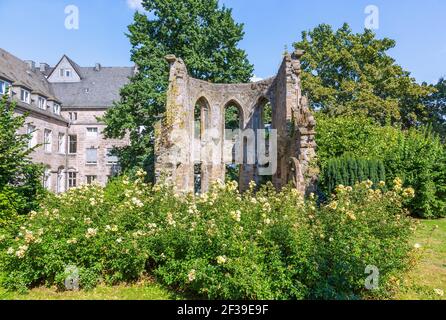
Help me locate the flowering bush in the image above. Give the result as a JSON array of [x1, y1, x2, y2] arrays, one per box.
[[0, 171, 415, 299]]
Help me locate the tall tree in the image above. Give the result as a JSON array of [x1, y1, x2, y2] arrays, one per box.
[[424, 78, 446, 139], [102, 0, 254, 178], [293, 23, 434, 127], [0, 95, 44, 216]]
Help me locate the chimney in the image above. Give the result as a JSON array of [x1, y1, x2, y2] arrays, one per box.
[[25, 60, 36, 71], [39, 63, 50, 73], [94, 63, 101, 71]]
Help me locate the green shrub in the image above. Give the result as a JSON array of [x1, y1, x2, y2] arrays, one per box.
[[323, 155, 386, 195], [0, 172, 415, 299], [317, 113, 446, 218], [384, 127, 446, 218]]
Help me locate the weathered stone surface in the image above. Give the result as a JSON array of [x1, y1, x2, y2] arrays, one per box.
[[155, 51, 317, 195]]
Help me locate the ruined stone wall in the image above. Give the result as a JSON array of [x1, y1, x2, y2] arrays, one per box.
[[155, 51, 317, 195]]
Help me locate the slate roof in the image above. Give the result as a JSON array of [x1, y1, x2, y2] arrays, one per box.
[[0, 48, 134, 110], [0, 48, 57, 100], [51, 66, 134, 108]]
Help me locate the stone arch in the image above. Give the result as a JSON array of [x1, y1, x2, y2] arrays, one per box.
[[222, 98, 245, 129], [156, 52, 317, 195], [194, 96, 211, 139], [222, 99, 245, 186], [193, 96, 212, 193]]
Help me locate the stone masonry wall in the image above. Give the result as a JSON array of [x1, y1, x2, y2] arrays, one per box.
[[155, 51, 317, 195]]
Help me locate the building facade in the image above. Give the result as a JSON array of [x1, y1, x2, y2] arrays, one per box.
[[0, 48, 133, 192]]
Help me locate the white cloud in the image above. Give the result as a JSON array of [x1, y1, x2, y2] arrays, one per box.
[[250, 75, 264, 83], [127, 0, 145, 12]]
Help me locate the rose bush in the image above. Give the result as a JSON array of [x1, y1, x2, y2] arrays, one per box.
[[0, 170, 415, 299]]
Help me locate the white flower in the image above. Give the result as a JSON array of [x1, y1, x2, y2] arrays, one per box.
[[264, 218, 271, 225], [67, 238, 78, 244], [84, 218, 93, 225], [216, 255, 227, 265], [86, 228, 98, 238], [414, 243, 422, 249], [89, 198, 97, 206], [136, 169, 147, 178], [230, 210, 241, 222], [15, 245, 28, 259], [7, 247, 14, 255], [434, 288, 444, 296], [188, 269, 196, 282], [24, 231, 35, 244], [262, 202, 272, 213], [131, 197, 144, 208], [116, 238, 123, 243]]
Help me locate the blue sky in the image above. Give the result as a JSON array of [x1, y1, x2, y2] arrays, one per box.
[[0, 0, 445, 84]]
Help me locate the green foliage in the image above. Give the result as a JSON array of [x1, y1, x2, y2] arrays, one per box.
[[424, 78, 446, 140], [294, 23, 434, 127], [323, 155, 385, 195], [0, 95, 46, 216], [102, 0, 254, 179], [0, 173, 415, 299], [315, 113, 399, 167], [316, 113, 446, 218], [384, 128, 446, 218]]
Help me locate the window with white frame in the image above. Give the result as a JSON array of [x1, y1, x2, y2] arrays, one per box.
[[38, 96, 47, 110], [20, 89, 30, 103], [86, 147, 98, 165], [53, 103, 61, 115], [58, 133, 66, 153], [68, 172, 77, 188], [44, 129, 52, 153], [43, 168, 51, 190], [0, 80, 11, 95], [86, 127, 98, 138], [106, 148, 119, 165], [86, 175, 97, 185], [27, 124, 37, 148]]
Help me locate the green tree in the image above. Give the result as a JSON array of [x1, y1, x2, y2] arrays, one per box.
[[424, 78, 446, 139], [293, 23, 434, 127], [102, 0, 254, 178], [0, 95, 44, 219]]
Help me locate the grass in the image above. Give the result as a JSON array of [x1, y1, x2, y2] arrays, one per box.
[[0, 280, 178, 300], [1, 219, 444, 300], [395, 218, 446, 300]]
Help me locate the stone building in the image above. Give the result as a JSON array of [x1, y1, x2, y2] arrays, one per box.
[[155, 50, 317, 195], [0, 48, 133, 192]]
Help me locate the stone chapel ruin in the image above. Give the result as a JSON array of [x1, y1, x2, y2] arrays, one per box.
[[155, 50, 317, 195]]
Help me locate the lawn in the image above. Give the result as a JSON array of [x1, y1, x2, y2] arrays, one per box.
[[0, 280, 177, 300], [1, 219, 444, 300], [395, 218, 446, 300]]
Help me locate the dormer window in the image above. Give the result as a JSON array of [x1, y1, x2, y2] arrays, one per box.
[[53, 103, 61, 115], [20, 89, 30, 104], [0, 80, 11, 95], [38, 96, 47, 110]]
